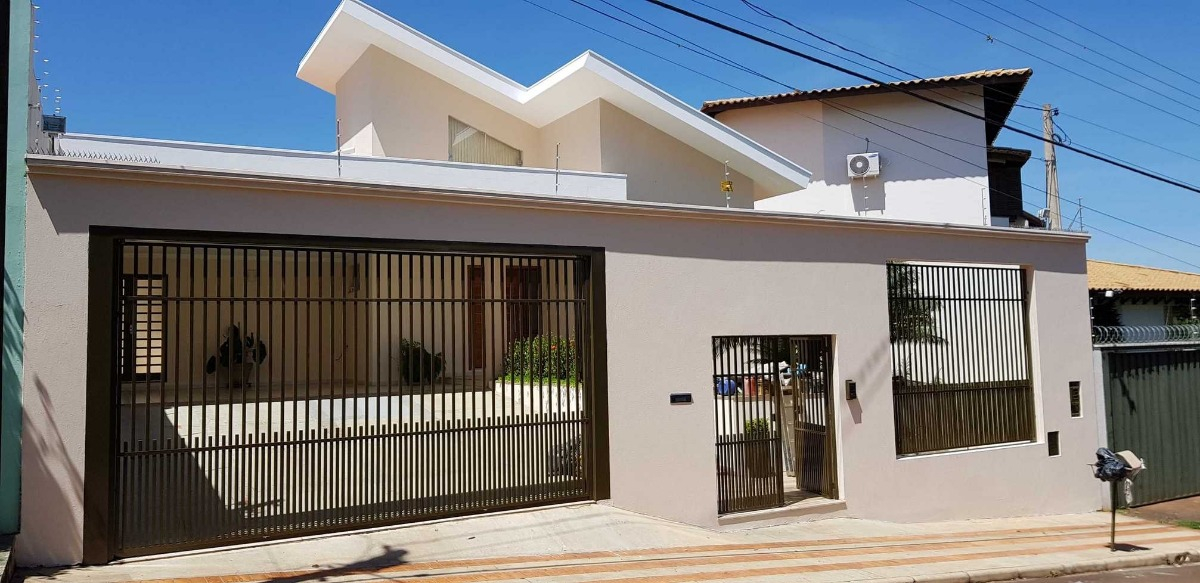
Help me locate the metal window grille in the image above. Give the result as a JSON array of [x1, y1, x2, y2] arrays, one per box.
[[119, 274, 166, 382], [887, 263, 1035, 456], [448, 117, 523, 166], [1069, 381, 1082, 418], [109, 239, 596, 557]]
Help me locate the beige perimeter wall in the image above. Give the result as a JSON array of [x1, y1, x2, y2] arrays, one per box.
[[19, 170, 1100, 566]]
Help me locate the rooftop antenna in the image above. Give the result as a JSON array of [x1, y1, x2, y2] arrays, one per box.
[[1078, 197, 1084, 232], [721, 160, 734, 208]]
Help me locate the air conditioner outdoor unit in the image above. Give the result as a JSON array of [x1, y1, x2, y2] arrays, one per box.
[[847, 152, 880, 178]]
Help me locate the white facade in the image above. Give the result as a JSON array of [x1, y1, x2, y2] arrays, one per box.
[[713, 91, 994, 225], [298, 0, 810, 208]]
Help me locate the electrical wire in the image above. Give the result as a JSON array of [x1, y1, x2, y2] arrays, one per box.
[[703, 0, 1200, 169], [518, 0, 735, 90], [901, 0, 1200, 131], [1060, 112, 1200, 166], [974, 0, 1200, 103], [940, 0, 1200, 116], [691, 0, 1011, 121], [1019, 0, 1200, 90], [641, 0, 1200, 197], [523, 0, 1200, 269], [825, 101, 1200, 252]]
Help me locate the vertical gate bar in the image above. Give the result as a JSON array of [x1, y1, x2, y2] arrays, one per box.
[[560, 256, 570, 498], [542, 257, 551, 502], [370, 251, 378, 518], [305, 249, 314, 527], [736, 337, 746, 510], [548, 257, 557, 502], [291, 250, 301, 527], [438, 253, 447, 513], [725, 336, 735, 510], [514, 255, 522, 503], [405, 252, 413, 518], [256, 248, 265, 529], [495, 256, 504, 503], [387, 252, 395, 518], [713, 338, 721, 512], [337, 250, 346, 525], [433, 252, 442, 513], [724, 337, 733, 511], [774, 338, 784, 508], [415, 251, 424, 514], [482, 255, 492, 510], [208, 246, 218, 541], [450, 254, 459, 511], [157, 244, 167, 544], [126, 242, 137, 550], [238, 247, 248, 532], [315, 250, 324, 528], [133, 242, 145, 547], [352, 252, 361, 520]]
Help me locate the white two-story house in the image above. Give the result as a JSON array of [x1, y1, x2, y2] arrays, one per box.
[[703, 70, 1043, 227], [16, 0, 1098, 567]]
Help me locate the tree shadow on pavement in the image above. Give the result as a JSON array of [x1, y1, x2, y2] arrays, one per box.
[[264, 545, 409, 583]]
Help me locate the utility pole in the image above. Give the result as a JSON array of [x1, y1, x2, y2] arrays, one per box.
[[1043, 104, 1061, 230]]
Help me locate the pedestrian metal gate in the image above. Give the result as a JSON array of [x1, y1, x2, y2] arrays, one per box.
[[1101, 344, 1200, 507], [713, 336, 836, 514], [97, 235, 603, 558]]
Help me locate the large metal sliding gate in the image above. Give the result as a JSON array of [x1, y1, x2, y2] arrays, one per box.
[[105, 236, 599, 557], [1100, 342, 1200, 507], [713, 335, 835, 515]]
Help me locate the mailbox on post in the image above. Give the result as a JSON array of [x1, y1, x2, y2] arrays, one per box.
[[1093, 448, 1147, 551]]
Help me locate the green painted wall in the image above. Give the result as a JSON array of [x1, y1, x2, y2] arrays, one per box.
[[3, 0, 32, 534]]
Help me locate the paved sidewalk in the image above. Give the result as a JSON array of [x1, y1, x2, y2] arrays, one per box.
[[18, 504, 1200, 583]]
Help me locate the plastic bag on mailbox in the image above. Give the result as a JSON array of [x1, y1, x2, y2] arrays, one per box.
[[1093, 448, 1128, 482]]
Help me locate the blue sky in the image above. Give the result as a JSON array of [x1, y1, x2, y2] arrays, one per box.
[[33, 0, 1200, 271]]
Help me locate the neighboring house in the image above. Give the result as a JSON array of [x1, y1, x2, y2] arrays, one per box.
[[702, 70, 1040, 227], [16, 0, 1099, 567], [1088, 260, 1200, 511], [1089, 260, 1200, 327]]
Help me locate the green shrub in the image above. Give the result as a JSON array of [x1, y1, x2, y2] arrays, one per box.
[[744, 417, 770, 437], [502, 334, 578, 383]]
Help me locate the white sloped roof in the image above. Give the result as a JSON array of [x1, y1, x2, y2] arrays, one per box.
[[297, 0, 811, 196]]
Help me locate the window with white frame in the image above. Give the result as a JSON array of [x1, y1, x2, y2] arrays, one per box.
[[448, 117, 523, 166]]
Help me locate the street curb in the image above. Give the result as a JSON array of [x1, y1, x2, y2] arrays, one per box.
[[896, 549, 1200, 583]]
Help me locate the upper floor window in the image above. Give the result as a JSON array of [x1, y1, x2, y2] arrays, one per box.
[[449, 117, 523, 166]]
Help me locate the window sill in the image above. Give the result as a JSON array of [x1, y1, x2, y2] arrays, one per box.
[[897, 439, 1037, 460]]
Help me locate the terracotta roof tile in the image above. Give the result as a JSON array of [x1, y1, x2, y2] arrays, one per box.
[[701, 68, 1032, 113], [1088, 260, 1200, 292]]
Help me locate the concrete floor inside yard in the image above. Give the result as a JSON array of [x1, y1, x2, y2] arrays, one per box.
[[17, 503, 1200, 583], [1128, 496, 1200, 526]]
